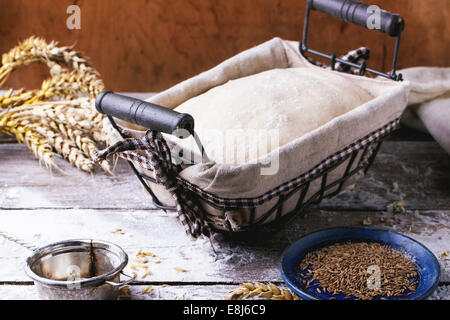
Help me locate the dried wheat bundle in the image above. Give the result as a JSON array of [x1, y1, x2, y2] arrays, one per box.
[[8, 98, 107, 143], [0, 37, 109, 173], [227, 282, 300, 300]]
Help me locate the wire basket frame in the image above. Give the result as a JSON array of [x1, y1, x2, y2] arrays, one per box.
[[108, 115, 398, 235]]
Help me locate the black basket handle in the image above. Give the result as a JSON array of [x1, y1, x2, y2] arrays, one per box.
[[308, 0, 404, 37], [95, 91, 194, 137], [301, 0, 405, 80]]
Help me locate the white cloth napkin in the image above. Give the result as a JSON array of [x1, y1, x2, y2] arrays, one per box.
[[399, 67, 450, 154]]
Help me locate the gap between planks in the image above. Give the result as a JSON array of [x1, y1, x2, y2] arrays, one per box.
[[2, 281, 449, 286], [0, 284, 448, 300]]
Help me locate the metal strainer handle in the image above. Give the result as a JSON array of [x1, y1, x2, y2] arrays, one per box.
[[105, 271, 136, 287], [0, 230, 37, 252]]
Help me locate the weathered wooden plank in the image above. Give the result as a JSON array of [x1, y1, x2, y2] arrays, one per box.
[[319, 141, 450, 211], [1, 141, 449, 210], [0, 284, 235, 300], [0, 209, 448, 283], [0, 134, 15, 144], [0, 144, 152, 209], [0, 284, 448, 300], [0, 93, 157, 209]]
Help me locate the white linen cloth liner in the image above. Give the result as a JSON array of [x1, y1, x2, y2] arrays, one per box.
[[111, 37, 409, 201]]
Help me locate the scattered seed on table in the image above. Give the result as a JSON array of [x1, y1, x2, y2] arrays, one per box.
[[153, 258, 161, 264], [393, 201, 406, 214], [362, 217, 372, 226], [119, 286, 130, 295], [137, 263, 149, 270], [135, 257, 149, 264], [142, 285, 153, 294]]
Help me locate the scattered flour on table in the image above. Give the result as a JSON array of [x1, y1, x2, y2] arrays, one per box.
[[175, 236, 259, 269], [428, 286, 450, 300]]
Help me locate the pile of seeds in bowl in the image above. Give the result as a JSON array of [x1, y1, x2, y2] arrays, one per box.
[[299, 241, 418, 300]]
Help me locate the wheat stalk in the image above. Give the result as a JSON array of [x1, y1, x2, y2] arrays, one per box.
[[42, 118, 111, 172], [0, 89, 39, 109], [0, 37, 110, 173], [227, 282, 300, 300], [1, 37, 104, 93], [26, 70, 104, 104], [32, 122, 93, 172], [13, 99, 108, 144], [4, 108, 110, 173], [42, 70, 104, 98], [0, 115, 56, 169], [0, 37, 104, 103], [9, 99, 105, 135]]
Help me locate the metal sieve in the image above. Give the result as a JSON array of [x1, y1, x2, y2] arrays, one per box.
[[0, 231, 134, 300], [24, 239, 134, 300]]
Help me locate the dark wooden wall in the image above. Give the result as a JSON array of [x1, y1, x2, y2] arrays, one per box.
[[0, 0, 448, 92]]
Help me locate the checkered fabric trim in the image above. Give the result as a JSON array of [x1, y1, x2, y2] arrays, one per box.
[[176, 118, 400, 209], [307, 47, 370, 75], [92, 131, 211, 239], [335, 47, 370, 74]]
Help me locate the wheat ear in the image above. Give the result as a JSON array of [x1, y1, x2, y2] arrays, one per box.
[[0, 89, 39, 109], [227, 282, 300, 300], [0, 116, 56, 169], [31, 122, 93, 172], [42, 118, 111, 173], [1, 37, 104, 95]]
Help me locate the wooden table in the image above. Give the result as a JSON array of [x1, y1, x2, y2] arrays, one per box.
[[0, 94, 449, 300]]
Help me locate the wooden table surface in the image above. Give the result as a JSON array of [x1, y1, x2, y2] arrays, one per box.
[[0, 93, 449, 300]]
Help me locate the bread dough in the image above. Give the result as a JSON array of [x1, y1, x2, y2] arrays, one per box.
[[172, 68, 373, 165]]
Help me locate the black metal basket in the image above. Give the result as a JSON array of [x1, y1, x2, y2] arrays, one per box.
[[95, 0, 405, 238]]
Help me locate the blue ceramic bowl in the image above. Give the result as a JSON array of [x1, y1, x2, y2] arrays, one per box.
[[280, 227, 440, 300]]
